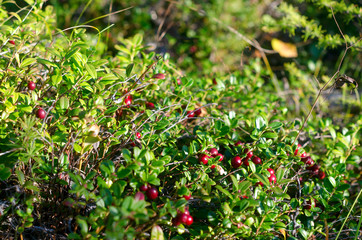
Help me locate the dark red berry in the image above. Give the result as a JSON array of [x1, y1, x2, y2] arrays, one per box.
[[194, 108, 202, 116], [252, 156, 262, 165], [9, 40, 15, 45], [216, 153, 224, 162], [140, 184, 148, 192], [268, 174, 277, 184], [243, 158, 249, 166], [304, 199, 315, 210], [28, 81, 36, 90], [234, 141, 243, 147], [179, 213, 189, 224], [199, 154, 209, 165], [146, 187, 158, 200], [172, 216, 181, 226], [305, 157, 314, 166], [267, 168, 275, 175], [209, 148, 218, 156], [36, 108, 46, 119], [318, 171, 326, 180], [136, 132, 141, 139], [231, 156, 242, 168], [152, 73, 165, 79], [146, 102, 155, 109], [256, 181, 264, 187]]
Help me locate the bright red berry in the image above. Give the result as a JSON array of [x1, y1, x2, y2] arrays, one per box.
[[209, 148, 218, 156], [184, 194, 191, 200], [179, 213, 189, 224], [187, 111, 195, 118], [241, 195, 249, 199], [252, 156, 262, 165], [36, 108, 46, 119], [124, 98, 132, 106], [267, 168, 275, 175], [28, 81, 36, 90], [210, 164, 216, 169], [294, 144, 302, 156], [300, 152, 307, 158], [136, 132, 141, 139], [231, 156, 242, 168], [177, 78, 181, 85], [199, 154, 209, 165], [9, 40, 15, 45], [268, 174, 277, 184], [146, 187, 158, 200], [185, 215, 193, 226]]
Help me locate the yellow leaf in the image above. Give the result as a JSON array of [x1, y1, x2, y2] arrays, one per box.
[[271, 39, 298, 58], [279, 228, 286, 240]]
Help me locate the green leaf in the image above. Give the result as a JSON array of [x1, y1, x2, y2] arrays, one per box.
[[239, 181, 251, 193], [59, 96, 69, 109], [20, 58, 36, 68], [84, 136, 101, 144], [239, 199, 249, 211], [65, 47, 80, 60], [269, 122, 283, 130], [85, 63, 97, 79], [255, 173, 269, 187], [126, 63, 134, 77], [0, 164, 11, 180], [151, 225, 164, 240], [215, 185, 233, 200], [255, 116, 266, 130], [327, 176, 336, 188], [262, 132, 278, 139]]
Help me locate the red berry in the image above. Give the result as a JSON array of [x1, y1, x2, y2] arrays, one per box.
[[303, 156, 314, 165], [187, 111, 195, 118], [209, 148, 218, 156], [194, 108, 202, 116], [318, 171, 326, 180], [190, 45, 197, 54], [212, 78, 217, 85], [152, 73, 165, 79], [28, 81, 36, 90], [136, 132, 141, 139], [184, 194, 191, 200], [146, 102, 155, 109], [234, 141, 243, 147], [243, 158, 249, 166], [179, 213, 189, 224], [241, 195, 249, 199], [135, 192, 145, 201], [199, 154, 209, 165], [256, 181, 264, 187], [146, 187, 158, 200], [304, 199, 315, 210], [268, 174, 277, 184], [216, 153, 224, 162], [177, 78, 181, 85], [252, 156, 262, 165], [267, 168, 275, 175], [231, 156, 242, 168], [183, 209, 190, 215], [245, 149, 253, 159], [124, 98, 132, 106], [210, 164, 216, 169], [172, 216, 181, 226], [185, 215, 193, 226], [9, 40, 15, 45], [300, 152, 307, 158], [140, 184, 148, 192], [294, 144, 302, 156], [36, 108, 46, 119]]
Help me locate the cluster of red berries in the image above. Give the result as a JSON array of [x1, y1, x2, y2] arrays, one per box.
[[296, 144, 326, 180], [139, 184, 158, 200], [172, 209, 193, 226], [198, 148, 224, 168], [187, 108, 202, 118]]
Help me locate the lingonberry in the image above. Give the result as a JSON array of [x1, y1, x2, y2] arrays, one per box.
[[199, 154, 209, 165], [252, 156, 262, 165], [216, 153, 224, 162], [267, 168, 275, 175], [318, 171, 326, 180], [268, 174, 277, 184], [209, 148, 218, 156], [28, 81, 36, 90], [146, 187, 158, 200], [231, 156, 242, 168], [136, 132, 141, 139], [36, 108, 46, 119]]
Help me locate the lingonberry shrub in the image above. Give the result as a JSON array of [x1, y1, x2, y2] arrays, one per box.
[[0, 2, 360, 240]]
